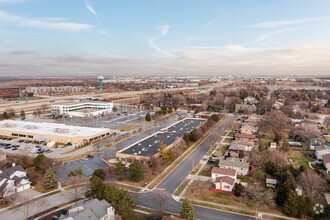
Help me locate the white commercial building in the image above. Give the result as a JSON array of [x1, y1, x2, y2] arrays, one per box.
[[51, 102, 113, 117]]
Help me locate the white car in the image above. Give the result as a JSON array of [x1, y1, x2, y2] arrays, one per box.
[[19, 146, 26, 150], [30, 148, 37, 153]]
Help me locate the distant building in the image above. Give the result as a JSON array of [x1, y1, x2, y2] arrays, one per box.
[[0, 85, 19, 99], [266, 178, 277, 188], [269, 142, 277, 149], [218, 157, 249, 176], [0, 120, 111, 145], [59, 198, 115, 220], [235, 104, 257, 113], [315, 144, 330, 160], [322, 153, 330, 174], [234, 133, 257, 143], [51, 102, 113, 117], [244, 96, 258, 105], [291, 116, 305, 123]]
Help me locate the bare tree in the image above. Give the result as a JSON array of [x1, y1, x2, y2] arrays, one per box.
[[298, 170, 328, 201], [242, 184, 275, 214], [15, 194, 49, 220], [64, 175, 90, 202], [153, 189, 168, 214]]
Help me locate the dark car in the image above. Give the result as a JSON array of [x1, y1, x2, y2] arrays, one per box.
[[207, 159, 217, 165], [12, 147, 18, 151], [36, 145, 41, 148], [37, 149, 44, 154], [4, 146, 11, 149], [18, 139, 24, 143], [86, 154, 94, 159]]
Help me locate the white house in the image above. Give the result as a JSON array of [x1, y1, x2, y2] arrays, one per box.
[[269, 142, 277, 149], [211, 167, 237, 191], [0, 164, 31, 197], [315, 144, 330, 160], [218, 157, 250, 176]]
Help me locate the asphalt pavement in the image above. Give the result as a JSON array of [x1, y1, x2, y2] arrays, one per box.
[[134, 115, 254, 220]]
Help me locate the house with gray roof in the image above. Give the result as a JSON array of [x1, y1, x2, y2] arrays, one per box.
[[315, 144, 330, 160], [218, 157, 249, 176], [59, 198, 115, 220], [0, 164, 31, 198]]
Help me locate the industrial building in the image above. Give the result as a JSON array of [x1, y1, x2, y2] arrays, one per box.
[[116, 118, 205, 163], [0, 120, 111, 145], [0, 86, 19, 99], [51, 102, 113, 117]]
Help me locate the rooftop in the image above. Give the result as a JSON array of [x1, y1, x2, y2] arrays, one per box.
[[211, 167, 236, 177], [322, 153, 330, 164], [119, 118, 205, 157], [0, 120, 109, 138], [215, 176, 235, 185]]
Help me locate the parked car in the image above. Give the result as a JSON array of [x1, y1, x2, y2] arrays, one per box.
[[87, 154, 94, 159], [18, 139, 24, 143], [207, 159, 217, 165]]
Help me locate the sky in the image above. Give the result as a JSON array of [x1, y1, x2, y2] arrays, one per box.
[[0, 0, 330, 77]]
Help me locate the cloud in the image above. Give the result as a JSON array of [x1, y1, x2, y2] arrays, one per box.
[[98, 29, 109, 37], [156, 25, 170, 35], [204, 13, 224, 28], [250, 16, 330, 28], [147, 38, 176, 57], [0, 10, 93, 32], [251, 28, 298, 43], [85, 1, 98, 19], [0, 50, 36, 55]]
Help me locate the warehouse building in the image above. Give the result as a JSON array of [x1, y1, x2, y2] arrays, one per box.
[[0, 120, 110, 145], [0, 86, 19, 99], [116, 118, 205, 163], [51, 102, 113, 117]]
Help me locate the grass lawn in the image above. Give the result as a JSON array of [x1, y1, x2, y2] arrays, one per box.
[[26, 167, 57, 193], [214, 145, 228, 156], [184, 180, 284, 216], [237, 175, 249, 183], [191, 163, 203, 175], [174, 179, 190, 196], [223, 138, 231, 143], [199, 164, 216, 177], [288, 149, 314, 168], [117, 125, 140, 131]]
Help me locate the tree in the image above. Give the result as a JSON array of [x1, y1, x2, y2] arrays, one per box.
[[298, 170, 328, 202], [145, 112, 151, 121], [42, 168, 57, 189], [242, 185, 275, 214], [275, 179, 294, 206], [20, 110, 26, 118], [148, 156, 159, 175], [283, 189, 305, 218], [2, 112, 9, 119], [180, 199, 195, 220], [183, 133, 190, 145], [16, 195, 48, 220], [75, 167, 83, 176], [8, 109, 15, 117], [211, 114, 220, 122], [68, 171, 76, 177], [159, 141, 167, 158], [65, 175, 90, 202], [27, 92, 34, 97], [234, 183, 244, 197], [33, 154, 46, 171], [129, 161, 143, 182], [90, 175, 106, 200], [114, 161, 127, 176], [93, 168, 105, 180]]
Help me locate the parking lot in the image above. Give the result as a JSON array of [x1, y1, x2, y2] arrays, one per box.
[[0, 137, 51, 157]]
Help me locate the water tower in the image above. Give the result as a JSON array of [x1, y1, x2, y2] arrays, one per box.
[[98, 75, 104, 91]]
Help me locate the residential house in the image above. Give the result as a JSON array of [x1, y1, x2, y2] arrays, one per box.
[[322, 153, 330, 174], [291, 116, 305, 123], [234, 133, 257, 143], [0, 164, 31, 198], [315, 144, 330, 160], [310, 138, 325, 150], [59, 198, 115, 220], [240, 124, 257, 135], [266, 178, 277, 188], [244, 115, 261, 123], [218, 157, 249, 176], [211, 167, 237, 192], [228, 140, 254, 158], [235, 104, 257, 114], [244, 96, 258, 105], [269, 142, 277, 149]]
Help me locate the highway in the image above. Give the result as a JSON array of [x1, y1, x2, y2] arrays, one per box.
[[134, 114, 254, 220]]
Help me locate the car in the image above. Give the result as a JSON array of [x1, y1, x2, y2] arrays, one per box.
[[86, 154, 94, 159], [12, 147, 18, 151], [37, 149, 45, 154], [30, 148, 38, 153], [36, 145, 41, 148], [25, 140, 31, 143], [44, 149, 51, 152], [18, 139, 24, 143], [207, 159, 217, 165], [4, 146, 11, 149], [117, 113, 120, 115]]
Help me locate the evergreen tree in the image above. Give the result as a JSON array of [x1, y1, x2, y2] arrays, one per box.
[[42, 168, 57, 189], [234, 183, 244, 197], [33, 154, 46, 171], [68, 171, 76, 177], [283, 189, 305, 218], [275, 179, 293, 206], [20, 110, 26, 118], [75, 167, 83, 176], [115, 161, 127, 176], [145, 112, 151, 121], [211, 114, 220, 122], [2, 112, 9, 119], [183, 133, 190, 145], [129, 161, 143, 181], [93, 168, 106, 180], [180, 199, 195, 220], [91, 175, 106, 200]]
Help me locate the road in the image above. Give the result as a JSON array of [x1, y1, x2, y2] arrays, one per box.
[[134, 114, 254, 220]]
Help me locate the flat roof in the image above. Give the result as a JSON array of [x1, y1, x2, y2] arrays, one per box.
[[119, 118, 205, 157], [53, 102, 112, 107], [0, 120, 109, 138]]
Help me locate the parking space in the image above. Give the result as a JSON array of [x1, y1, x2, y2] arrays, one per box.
[[55, 153, 109, 182], [0, 137, 51, 156]]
